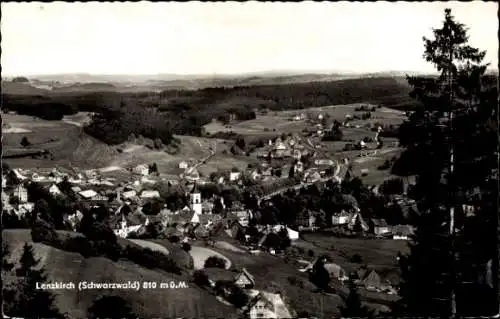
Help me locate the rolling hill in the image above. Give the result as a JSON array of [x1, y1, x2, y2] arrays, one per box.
[[2, 229, 239, 319]]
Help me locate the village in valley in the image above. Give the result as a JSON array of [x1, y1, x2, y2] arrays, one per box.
[[3, 100, 419, 318], [2, 2, 496, 319]]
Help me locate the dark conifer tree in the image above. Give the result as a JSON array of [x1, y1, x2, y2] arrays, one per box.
[[339, 279, 374, 318], [5, 243, 64, 318], [394, 8, 497, 317]]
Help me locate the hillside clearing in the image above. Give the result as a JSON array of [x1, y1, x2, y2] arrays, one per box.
[[2, 229, 238, 319], [189, 246, 232, 270]]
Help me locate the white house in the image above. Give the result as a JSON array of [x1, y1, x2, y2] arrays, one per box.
[[78, 189, 98, 199], [370, 218, 390, 235], [179, 161, 189, 169], [122, 190, 137, 200], [31, 173, 46, 182], [113, 215, 143, 239], [133, 164, 149, 176], [245, 290, 292, 319], [48, 184, 62, 196], [230, 171, 241, 182], [332, 210, 351, 225], [140, 190, 160, 199]]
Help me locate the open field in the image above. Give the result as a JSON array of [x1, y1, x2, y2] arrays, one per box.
[[298, 234, 409, 284], [204, 115, 309, 137], [189, 246, 232, 270], [2, 113, 253, 175], [2, 230, 238, 319], [128, 239, 170, 255]]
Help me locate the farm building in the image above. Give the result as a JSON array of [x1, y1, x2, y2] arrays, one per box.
[[133, 164, 149, 176], [391, 224, 415, 240], [48, 184, 61, 196], [324, 263, 348, 281], [140, 190, 160, 199], [370, 218, 390, 235], [332, 210, 351, 226], [234, 268, 255, 289], [229, 171, 241, 181], [245, 291, 292, 319]]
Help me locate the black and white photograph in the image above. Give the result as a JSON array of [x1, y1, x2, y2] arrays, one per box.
[[1, 1, 498, 318]]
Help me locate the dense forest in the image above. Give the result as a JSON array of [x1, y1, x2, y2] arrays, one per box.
[[2, 77, 413, 145]]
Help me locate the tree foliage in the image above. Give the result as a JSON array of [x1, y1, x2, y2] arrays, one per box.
[[88, 295, 137, 319], [394, 9, 498, 317], [339, 279, 374, 318], [4, 243, 64, 318]]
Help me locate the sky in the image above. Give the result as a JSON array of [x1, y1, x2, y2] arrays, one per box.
[[1, 1, 497, 76]]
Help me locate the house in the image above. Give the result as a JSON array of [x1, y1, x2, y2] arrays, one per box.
[[391, 224, 415, 240], [360, 269, 383, 291], [324, 263, 348, 281], [292, 149, 302, 160], [71, 186, 82, 194], [232, 210, 252, 227], [122, 190, 137, 200], [272, 225, 300, 240], [305, 171, 321, 183], [64, 210, 84, 231], [347, 212, 370, 232], [370, 218, 390, 236], [48, 184, 61, 196], [140, 190, 160, 199], [13, 184, 28, 203], [199, 214, 222, 228], [245, 291, 293, 319], [229, 171, 241, 182], [234, 268, 255, 289], [332, 210, 351, 225], [112, 212, 148, 238], [179, 161, 189, 169], [133, 164, 149, 176], [314, 159, 334, 166], [296, 210, 317, 230], [31, 173, 46, 182], [79, 189, 98, 199]]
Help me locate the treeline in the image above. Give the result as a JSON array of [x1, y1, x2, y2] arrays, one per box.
[[3, 77, 411, 145]]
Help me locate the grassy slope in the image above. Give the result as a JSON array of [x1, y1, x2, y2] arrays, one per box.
[[297, 234, 409, 284], [2, 230, 238, 319], [199, 242, 344, 318]]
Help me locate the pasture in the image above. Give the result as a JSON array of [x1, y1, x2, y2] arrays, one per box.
[[204, 115, 310, 137], [189, 246, 232, 270], [297, 234, 409, 284]]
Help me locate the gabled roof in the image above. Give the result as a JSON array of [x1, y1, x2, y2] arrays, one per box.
[[246, 292, 274, 312], [234, 268, 255, 286], [371, 218, 389, 227], [362, 269, 382, 288]]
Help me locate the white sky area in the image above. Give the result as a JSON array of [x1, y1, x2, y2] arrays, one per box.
[[1, 1, 497, 76]]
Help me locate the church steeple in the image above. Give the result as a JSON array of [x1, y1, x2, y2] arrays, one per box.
[[189, 182, 202, 215]]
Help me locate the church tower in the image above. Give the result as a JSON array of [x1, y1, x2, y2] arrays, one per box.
[[190, 182, 203, 216]]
